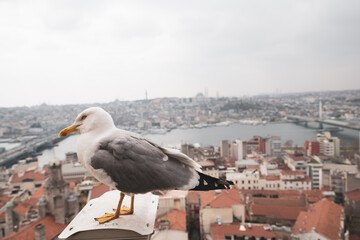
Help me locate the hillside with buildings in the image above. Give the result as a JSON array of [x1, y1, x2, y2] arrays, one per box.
[[0, 90, 359, 239]]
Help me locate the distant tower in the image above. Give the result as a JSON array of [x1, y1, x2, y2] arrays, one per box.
[[216, 91, 219, 99], [44, 162, 70, 224], [220, 140, 229, 158], [145, 90, 148, 100], [319, 98, 322, 119]]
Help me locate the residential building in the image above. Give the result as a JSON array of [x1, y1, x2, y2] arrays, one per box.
[[304, 140, 320, 156], [199, 189, 245, 239], [231, 139, 246, 161], [247, 136, 265, 154], [280, 171, 311, 190], [226, 170, 311, 191], [157, 190, 187, 217], [283, 153, 310, 174], [317, 132, 340, 157], [322, 163, 360, 194], [154, 209, 188, 240], [9, 170, 47, 195], [307, 156, 323, 189], [265, 136, 281, 157]]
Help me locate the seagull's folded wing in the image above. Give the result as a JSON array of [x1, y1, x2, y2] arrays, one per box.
[[90, 133, 199, 193]]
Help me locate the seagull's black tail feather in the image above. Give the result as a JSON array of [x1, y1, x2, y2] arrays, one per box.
[[190, 171, 234, 191]]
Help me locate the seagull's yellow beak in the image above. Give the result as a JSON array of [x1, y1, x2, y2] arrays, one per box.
[[59, 125, 79, 137]]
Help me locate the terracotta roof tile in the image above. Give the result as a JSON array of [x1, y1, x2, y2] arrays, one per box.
[[166, 209, 186, 231], [90, 183, 111, 200], [251, 205, 306, 220], [200, 191, 216, 206], [345, 189, 360, 202], [211, 223, 275, 240], [3, 215, 66, 240], [11, 171, 47, 183], [207, 189, 242, 208], [265, 176, 280, 181], [13, 184, 44, 217], [13, 198, 40, 217], [281, 170, 304, 175], [292, 199, 343, 240], [31, 185, 44, 199]]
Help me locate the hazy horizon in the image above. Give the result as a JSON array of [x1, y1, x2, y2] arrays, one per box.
[[1, 0, 359, 107], [0, 88, 358, 109]]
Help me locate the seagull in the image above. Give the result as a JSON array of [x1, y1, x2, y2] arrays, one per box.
[[59, 107, 233, 224]]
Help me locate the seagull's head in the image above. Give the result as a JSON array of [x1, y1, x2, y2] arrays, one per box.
[[59, 107, 115, 137]]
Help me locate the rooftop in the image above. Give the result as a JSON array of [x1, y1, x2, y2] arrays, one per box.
[[211, 223, 275, 240], [155, 209, 186, 231], [89, 183, 112, 200], [10, 170, 47, 183], [3, 215, 66, 240], [292, 199, 343, 240], [345, 189, 360, 202]]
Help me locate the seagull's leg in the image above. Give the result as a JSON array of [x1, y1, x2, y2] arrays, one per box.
[[94, 192, 125, 224], [120, 195, 134, 215]]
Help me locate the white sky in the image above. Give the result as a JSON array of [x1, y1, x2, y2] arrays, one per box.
[[0, 0, 359, 107]]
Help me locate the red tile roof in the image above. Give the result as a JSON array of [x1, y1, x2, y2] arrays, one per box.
[[292, 199, 343, 240], [265, 176, 280, 181], [89, 183, 111, 200], [288, 154, 310, 161], [10, 171, 47, 183], [345, 189, 360, 202], [206, 189, 242, 208], [211, 223, 275, 240], [251, 205, 306, 220], [32, 185, 44, 198], [281, 170, 304, 176], [155, 209, 187, 231], [13, 185, 44, 217], [250, 196, 307, 220], [13, 198, 39, 217], [200, 191, 217, 206], [3, 215, 66, 240]]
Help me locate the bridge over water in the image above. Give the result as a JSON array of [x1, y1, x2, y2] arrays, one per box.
[[287, 115, 360, 131]]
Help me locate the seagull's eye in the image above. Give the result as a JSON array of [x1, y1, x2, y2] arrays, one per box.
[[81, 115, 87, 121]]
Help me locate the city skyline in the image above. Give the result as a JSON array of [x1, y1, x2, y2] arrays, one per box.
[[1, 0, 360, 107]]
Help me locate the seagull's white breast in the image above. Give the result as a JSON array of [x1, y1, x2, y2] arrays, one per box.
[[77, 130, 118, 189]]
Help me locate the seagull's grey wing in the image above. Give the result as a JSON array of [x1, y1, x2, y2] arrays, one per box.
[[90, 134, 199, 194]]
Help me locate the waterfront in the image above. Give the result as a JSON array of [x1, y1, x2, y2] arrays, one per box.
[[36, 122, 360, 167]]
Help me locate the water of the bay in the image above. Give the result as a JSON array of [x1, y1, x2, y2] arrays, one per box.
[[36, 122, 359, 167]]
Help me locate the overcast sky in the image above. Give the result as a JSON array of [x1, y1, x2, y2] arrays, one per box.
[[0, 0, 359, 107]]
